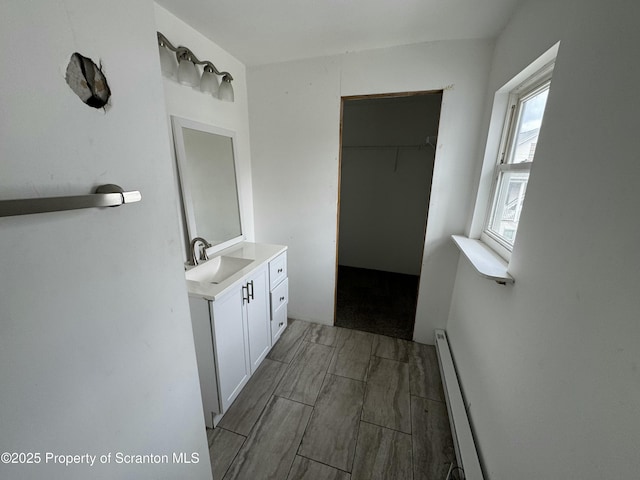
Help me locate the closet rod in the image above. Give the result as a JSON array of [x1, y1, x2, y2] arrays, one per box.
[[342, 144, 427, 149], [0, 184, 142, 218]]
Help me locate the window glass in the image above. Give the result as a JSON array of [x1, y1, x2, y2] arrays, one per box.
[[508, 87, 549, 164], [485, 79, 550, 249], [488, 171, 529, 242]]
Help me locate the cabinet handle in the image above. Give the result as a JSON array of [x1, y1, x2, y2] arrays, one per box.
[[277, 268, 283, 273], [242, 285, 249, 304], [280, 296, 285, 301], [248, 280, 254, 300], [279, 322, 284, 327]]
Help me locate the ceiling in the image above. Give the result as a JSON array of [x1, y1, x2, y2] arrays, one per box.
[[155, 0, 523, 66]]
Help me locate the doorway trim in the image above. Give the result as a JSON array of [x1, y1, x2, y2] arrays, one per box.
[[333, 89, 444, 334]]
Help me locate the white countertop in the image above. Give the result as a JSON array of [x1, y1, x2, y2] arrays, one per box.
[[186, 242, 287, 301]]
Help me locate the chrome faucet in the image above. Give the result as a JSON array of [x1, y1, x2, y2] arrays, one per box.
[[189, 237, 212, 266]]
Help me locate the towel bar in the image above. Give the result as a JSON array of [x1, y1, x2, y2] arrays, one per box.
[[0, 184, 141, 218]]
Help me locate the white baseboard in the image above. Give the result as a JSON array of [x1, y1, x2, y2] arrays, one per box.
[[435, 329, 484, 480]]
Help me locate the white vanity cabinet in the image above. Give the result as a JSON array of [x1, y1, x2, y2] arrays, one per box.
[[269, 251, 288, 343], [210, 264, 270, 409], [186, 243, 287, 428], [189, 287, 248, 427], [243, 264, 271, 372], [207, 286, 249, 414], [189, 266, 270, 426]]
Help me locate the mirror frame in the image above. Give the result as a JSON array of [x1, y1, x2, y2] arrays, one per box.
[[171, 116, 245, 257]]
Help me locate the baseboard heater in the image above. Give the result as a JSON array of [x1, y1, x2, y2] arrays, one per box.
[[435, 329, 484, 480]]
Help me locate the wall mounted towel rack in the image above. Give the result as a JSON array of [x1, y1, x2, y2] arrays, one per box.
[[0, 184, 142, 218]]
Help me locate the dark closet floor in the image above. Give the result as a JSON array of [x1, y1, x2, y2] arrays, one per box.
[[335, 266, 419, 340]]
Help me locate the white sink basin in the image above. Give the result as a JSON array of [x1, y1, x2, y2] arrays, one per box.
[[186, 256, 253, 284]]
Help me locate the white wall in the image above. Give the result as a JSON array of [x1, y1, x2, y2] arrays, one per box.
[[338, 147, 433, 275], [447, 0, 640, 478], [249, 41, 493, 341], [339, 96, 441, 275], [0, 2, 210, 479], [154, 4, 255, 259]]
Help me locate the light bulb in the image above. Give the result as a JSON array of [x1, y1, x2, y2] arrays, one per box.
[[218, 75, 234, 102], [177, 58, 200, 87], [200, 69, 219, 96], [158, 45, 177, 80]]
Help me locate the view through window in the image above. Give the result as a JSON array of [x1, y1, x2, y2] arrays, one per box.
[[486, 75, 551, 248]]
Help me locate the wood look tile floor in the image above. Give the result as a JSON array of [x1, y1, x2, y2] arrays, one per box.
[[208, 319, 455, 480]]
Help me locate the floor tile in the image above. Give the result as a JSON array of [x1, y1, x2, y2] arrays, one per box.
[[361, 356, 411, 433], [304, 323, 339, 346], [411, 396, 455, 480], [268, 319, 312, 364], [223, 396, 312, 480], [409, 343, 445, 402], [275, 341, 334, 405], [207, 427, 245, 480], [287, 456, 351, 480], [372, 335, 411, 363], [351, 422, 412, 480], [207, 321, 453, 480], [298, 374, 365, 471], [218, 358, 289, 436], [328, 328, 373, 381]]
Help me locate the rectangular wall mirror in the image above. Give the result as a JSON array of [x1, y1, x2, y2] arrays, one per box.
[[171, 116, 244, 257]]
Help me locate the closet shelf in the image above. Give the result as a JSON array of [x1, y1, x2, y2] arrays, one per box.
[[342, 144, 433, 149]]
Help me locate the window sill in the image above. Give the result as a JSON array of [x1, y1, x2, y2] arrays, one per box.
[[451, 235, 514, 285]]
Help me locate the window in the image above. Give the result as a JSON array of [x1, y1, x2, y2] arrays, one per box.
[[484, 64, 553, 253]]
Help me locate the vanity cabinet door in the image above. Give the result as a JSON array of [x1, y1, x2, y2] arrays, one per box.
[[211, 287, 250, 412], [245, 265, 271, 373]]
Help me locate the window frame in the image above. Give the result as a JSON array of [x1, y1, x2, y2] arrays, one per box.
[[481, 62, 554, 259]]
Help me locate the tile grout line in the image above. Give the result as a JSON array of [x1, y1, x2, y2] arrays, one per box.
[[348, 374, 367, 475], [295, 452, 352, 475], [349, 419, 363, 475], [216, 426, 247, 439], [220, 360, 290, 437], [409, 392, 447, 405], [324, 371, 367, 385], [218, 430, 248, 480], [358, 419, 413, 437], [409, 390, 415, 480], [293, 369, 328, 456], [290, 348, 334, 477], [219, 337, 309, 479], [276, 341, 336, 406], [268, 333, 309, 405]]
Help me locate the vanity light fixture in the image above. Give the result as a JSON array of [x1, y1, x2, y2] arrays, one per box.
[[157, 31, 234, 102]]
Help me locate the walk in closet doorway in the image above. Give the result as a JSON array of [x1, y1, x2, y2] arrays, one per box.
[[335, 91, 443, 339]]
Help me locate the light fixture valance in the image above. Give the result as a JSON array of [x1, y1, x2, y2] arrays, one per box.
[[157, 32, 234, 102]]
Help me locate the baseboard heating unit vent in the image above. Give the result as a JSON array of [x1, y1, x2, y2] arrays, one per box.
[[435, 329, 484, 480]]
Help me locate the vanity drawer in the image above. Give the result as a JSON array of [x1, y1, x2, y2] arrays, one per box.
[[271, 304, 287, 343], [269, 251, 287, 290], [270, 278, 288, 317]]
